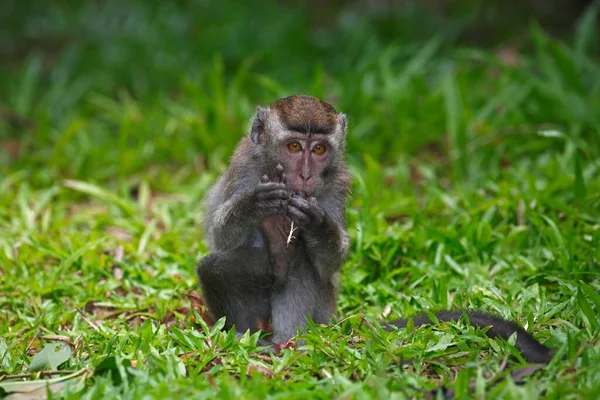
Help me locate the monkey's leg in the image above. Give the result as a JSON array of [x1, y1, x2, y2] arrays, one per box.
[[197, 247, 273, 334], [270, 260, 332, 344]]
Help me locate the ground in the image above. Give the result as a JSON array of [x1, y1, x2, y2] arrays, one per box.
[[0, 1, 599, 399]]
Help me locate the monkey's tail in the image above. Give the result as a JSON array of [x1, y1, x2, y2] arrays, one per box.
[[385, 310, 554, 364]]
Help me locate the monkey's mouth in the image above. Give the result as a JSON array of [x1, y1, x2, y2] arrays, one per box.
[[288, 181, 318, 198], [291, 189, 312, 199], [293, 191, 309, 199]]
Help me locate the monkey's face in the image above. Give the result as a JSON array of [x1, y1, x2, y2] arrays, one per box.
[[251, 96, 348, 197], [279, 134, 331, 197]]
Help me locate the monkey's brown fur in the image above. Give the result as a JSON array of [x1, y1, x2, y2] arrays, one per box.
[[270, 95, 339, 134]]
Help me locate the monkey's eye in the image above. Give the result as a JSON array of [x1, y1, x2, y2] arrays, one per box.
[[313, 144, 326, 155], [288, 142, 302, 152]]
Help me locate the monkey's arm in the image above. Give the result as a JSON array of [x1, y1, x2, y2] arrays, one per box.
[[205, 178, 288, 250], [287, 195, 349, 279], [386, 310, 555, 364]]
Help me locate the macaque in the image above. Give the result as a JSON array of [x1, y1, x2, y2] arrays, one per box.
[[197, 95, 553, 364]]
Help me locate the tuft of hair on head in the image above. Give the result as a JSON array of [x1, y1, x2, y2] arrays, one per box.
[[250, 95, 347, 145], [269, 95, 340, 135]]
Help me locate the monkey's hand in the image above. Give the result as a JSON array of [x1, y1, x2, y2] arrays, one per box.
[[250, 164, 289, 220], [286, 195, 349, 279], [205, 177, 287, 250], [250, 180, 288, 220], [287, 195, 325, 232], [210, 165, 288, 250]]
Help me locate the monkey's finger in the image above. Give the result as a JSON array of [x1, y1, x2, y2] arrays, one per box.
[[256, 182, 287, 193], [288, 196, 310, 212], [257, 189, 289, 201], [257, 183, 288, 199], [257, 199, 286, 208], [290, 196, 324, 226], [257, 200, 287, 217], [287, 205, 310, 226], [281, 172, 287, 185], [261, 175, 270, 183], [306, 197, 325, 220], [256, 185, 288, 201], [273, 164, 284, 182]]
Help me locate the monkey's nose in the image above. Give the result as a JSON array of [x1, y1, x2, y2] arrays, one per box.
[[299, 173, 312, 183]]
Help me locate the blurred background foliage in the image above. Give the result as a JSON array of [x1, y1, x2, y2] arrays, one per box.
[[1, 0, 598, 189], [1, 2, 600, 396]]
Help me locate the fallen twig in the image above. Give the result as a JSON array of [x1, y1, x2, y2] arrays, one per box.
[[75, 307, 100, 332], [286, 221, 297, 247]]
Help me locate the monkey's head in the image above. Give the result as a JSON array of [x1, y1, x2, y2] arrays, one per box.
[[250, 95, 347, 197]]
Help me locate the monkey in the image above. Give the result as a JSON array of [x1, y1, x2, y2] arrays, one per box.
[[196, 95, 554, 365], [198, 95, 349, 344]]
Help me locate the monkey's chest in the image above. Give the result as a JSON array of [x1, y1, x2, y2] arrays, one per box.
[[261, 216, 298, 282], [261, 215, 298, 252]]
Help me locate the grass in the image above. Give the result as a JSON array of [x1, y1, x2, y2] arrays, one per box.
[[1, 1, 599, 398]]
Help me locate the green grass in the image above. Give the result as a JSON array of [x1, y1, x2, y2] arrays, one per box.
[[1, 1, 600, 399]]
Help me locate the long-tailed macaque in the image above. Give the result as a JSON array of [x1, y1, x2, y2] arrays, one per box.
[[197, 95, 554, 364]]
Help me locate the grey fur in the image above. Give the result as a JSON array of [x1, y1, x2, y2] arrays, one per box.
[[198, 97, 350, 343]]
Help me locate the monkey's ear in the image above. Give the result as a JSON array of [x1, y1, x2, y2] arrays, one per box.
[[337, 113, 348, 135], [250, 107, 269, 144]]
